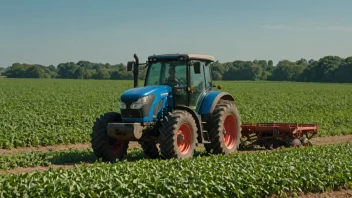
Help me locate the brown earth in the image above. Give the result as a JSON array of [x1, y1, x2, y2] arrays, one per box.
[[0, 134, 352, 174], [1, 134, 351, 155], [0, 164, 90, 175], [0, 143, 91, 155], [298, 189, 352, 198], [0, 142, 141, 155], [309, 134, 352, 146], [269, 189, 352, 198], [0, 134, 351, 175]]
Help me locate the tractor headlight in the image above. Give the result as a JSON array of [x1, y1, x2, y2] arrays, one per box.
[[120, 102, 127, 109], [130, 95, 150, 109]]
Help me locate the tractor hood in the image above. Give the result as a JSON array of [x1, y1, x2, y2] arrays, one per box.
[[120, 85, 172, 101]]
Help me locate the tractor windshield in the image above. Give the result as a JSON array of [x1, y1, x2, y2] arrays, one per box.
[[145, 60, 187, 88]]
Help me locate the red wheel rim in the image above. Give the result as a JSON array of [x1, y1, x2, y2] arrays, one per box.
[[177, 123, 192, 154], [109, 138, 125, 155], [223, 114, 237, 149]]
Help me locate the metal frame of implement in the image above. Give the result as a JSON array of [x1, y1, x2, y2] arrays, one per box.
[[240, 123, 319, 149]]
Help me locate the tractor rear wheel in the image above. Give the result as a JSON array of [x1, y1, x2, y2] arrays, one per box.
[[90, 112, 129, 162], [138, 141, 159, 159], [158, 110, 198, 159], [207, 101, 241, 154]]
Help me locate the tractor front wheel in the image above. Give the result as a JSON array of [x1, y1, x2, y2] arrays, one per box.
[[207, 101, 241, 154], [90, 112, 129, 162], [158, 110, 198, 159]]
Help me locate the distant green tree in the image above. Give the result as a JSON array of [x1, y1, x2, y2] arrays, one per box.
[[138, 67, 147, 80], [25, 65, 45, 78], [84, 69, 96, 79], [222, 61, 263, 81], [260, 71, 271, 80], [296, 58, 308, 67], [95, 69, 110, 79], [1, 55, 348, 83], [308, 59, 316, 65], [74, 67, 86, 79], [77, 61, 94, 70], [269, 60, 304, 81], [211, 71, 222, 80], [47, 65, 57, 78], [3, 63, 26, 78], [57, 62, 79, 78], [210, 61, 226, 80], [315, 56, 342, 82], [335, 56, 352, 83], [268, 60, 273, 67], [299, 61, 319, 82], [0, 67, 5, 76], [110, 71, 120, 80]]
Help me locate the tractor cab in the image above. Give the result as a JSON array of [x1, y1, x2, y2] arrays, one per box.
[[143, 54, 214, 110]]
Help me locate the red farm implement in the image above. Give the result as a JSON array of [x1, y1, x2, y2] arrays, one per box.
[[240, 123, 319, 150]]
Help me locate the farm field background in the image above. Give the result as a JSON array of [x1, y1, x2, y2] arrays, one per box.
[[0, 78, 351, 149], [1, 78, 352, 197]]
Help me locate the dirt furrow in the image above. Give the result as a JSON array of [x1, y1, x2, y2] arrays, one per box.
[[1, 134, 351, 155], [0, 134, 351, 175], [0, 142, 140, 155], [0, 164, 93, 175]]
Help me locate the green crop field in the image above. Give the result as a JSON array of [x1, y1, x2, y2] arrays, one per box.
[[0, 143, 351, 197], [0, 78, 352, 149]]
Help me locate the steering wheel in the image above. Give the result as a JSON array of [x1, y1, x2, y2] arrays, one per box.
[[164, 77, 180, 86]]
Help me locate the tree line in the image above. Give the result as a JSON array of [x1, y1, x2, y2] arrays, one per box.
[[1, 55, 351, 83]]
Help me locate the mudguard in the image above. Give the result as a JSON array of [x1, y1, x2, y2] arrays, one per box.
[[198, 91, 235, 115]]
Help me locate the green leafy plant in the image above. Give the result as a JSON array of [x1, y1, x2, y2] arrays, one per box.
[[0, 79, 351, 149], [0, 143, 351, 197]]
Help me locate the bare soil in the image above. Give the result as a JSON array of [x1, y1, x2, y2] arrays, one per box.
[[298, 189, 352, 198], [309, 134, 352, 146], [0, 134, 351, 175], [269, 189, 352, 198], [0, 164, 89, 175], [0, 142, 141, 155], [1, 134, 351, 155]]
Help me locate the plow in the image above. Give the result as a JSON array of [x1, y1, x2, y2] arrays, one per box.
[[240, 123, 318, 150]]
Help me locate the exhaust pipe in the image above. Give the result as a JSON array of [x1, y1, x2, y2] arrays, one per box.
[[133, 54, 139, 88]]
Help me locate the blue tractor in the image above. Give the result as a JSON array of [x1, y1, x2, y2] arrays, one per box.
[[90, 53, 242, 161]]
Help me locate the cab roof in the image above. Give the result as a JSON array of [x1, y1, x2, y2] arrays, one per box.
[[148, 53, 215, 62]]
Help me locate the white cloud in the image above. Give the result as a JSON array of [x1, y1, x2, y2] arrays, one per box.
[[316, 26, 352, 32], [261, 25, 307, 30], [262, 25, 352, 32]]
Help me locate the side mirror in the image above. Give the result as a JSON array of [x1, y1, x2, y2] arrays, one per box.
[[211, 83, 222, 89], [193, 62, 201, 74], [127, 61, 134, 71]]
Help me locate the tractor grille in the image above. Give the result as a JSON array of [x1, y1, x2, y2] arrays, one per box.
[[121, 95, 155, 119]]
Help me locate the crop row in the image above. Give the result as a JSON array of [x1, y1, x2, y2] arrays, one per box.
[[0, 149, 94, 170], [1, 79, 352, 149], [0, 143, 351, 197], [0, 147, 208, 171], [0, 148, 148, 170]]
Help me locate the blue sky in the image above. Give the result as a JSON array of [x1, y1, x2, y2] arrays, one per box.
[[0, 0, 352, 67]]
